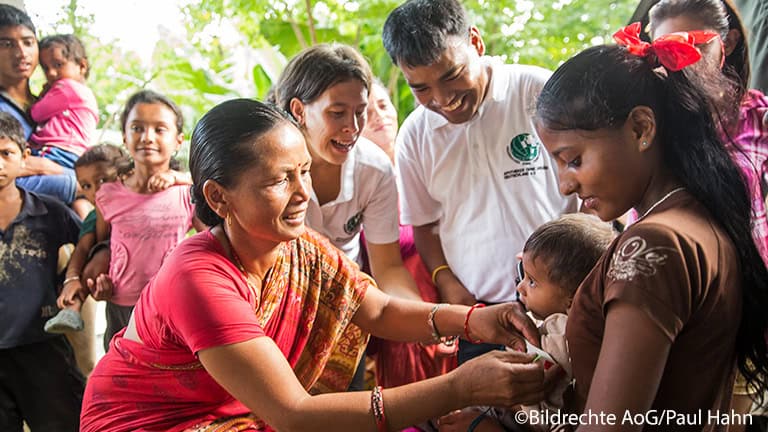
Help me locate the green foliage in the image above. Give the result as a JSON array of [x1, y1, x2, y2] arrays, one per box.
[[39, 0, 639, 137]]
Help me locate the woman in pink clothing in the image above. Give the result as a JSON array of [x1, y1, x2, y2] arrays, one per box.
[[648, 0, 768, 421], [93, 89, 201, 351], [647, 0, 768, 268]]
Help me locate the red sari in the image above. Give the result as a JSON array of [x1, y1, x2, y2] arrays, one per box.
[[81, 229, 370, 432]]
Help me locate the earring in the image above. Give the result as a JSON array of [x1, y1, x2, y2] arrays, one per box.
[[226, 211, 232, 227], [641, 141, 649, 148]]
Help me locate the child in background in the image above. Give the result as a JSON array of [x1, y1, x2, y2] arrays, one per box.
[[45, 145, 190, 336], [29, 34, 98, 217], [94, 90, 198, 351], [0, 111, 84, 431], [30, 34, 97, 169], [438, 214, 615, 432], [43, 144, 128, 335]]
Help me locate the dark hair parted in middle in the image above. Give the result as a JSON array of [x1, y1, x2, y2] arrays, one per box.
[[535, 43, 768, 399], [382, 0, 470, 68], [189, 99, 299, 227], [273, 43, 372, 117], [120, 89, 184, 134], [39, 34, 90, 78]]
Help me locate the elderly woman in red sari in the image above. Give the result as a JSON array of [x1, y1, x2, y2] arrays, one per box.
[[80, 99, 549, 432]]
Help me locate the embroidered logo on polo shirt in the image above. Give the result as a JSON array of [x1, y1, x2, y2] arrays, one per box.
[[507, 133, 541, 164], [344, 212, 363, 235]]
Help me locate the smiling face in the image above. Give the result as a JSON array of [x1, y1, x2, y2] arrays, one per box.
[[361, 83, 398, 156], [39, 43, 87, 84], [76, 161, 118, 204], [291, 79, 368, 167], [0, 25, 37, 86], [516, 252, 571, 320], [123, 102, 183, 169], [536, 121, 651, 222], [227, 122, 312, 244], [400, 29, 489, 124]]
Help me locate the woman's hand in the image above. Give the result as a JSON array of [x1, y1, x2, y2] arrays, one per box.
[[466, 302, 540, 350], [451, 349, 545, 408]]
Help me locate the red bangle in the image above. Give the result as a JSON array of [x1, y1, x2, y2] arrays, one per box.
[[463, 303, 485, 344], [371, 385, 387, 432]]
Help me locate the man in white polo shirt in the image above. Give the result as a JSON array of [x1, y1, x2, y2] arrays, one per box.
[[383, 0, 578, 363]]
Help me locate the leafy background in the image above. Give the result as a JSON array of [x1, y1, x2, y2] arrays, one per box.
[[32, 0, 638, 161]]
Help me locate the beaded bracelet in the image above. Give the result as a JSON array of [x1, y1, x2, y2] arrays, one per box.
[[371, 385, 387, 432], [463, 303, 486, 344]]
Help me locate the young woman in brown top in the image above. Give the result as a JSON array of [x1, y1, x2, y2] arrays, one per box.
[[533, 26, 768, 430]]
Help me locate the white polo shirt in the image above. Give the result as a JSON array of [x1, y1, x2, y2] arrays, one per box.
[[396, 58, 578, 303], [306, 137, 400, 266]]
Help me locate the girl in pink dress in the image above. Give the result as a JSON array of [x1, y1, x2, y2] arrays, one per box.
[[93, 90, 200, 351]]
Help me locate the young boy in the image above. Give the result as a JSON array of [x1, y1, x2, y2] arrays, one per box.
[[0, 5, 81, 211], [0, 112, 84, 431], [438, 214, 615, 432]]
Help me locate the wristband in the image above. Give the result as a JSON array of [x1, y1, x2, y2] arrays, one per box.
[[63, 276, 80, 286], [463, 303, 486, 344], [467, 412, 488, 432], [467, 407, 492, 432], [430, 264, 450, 285], [427, 303, 447, 342]]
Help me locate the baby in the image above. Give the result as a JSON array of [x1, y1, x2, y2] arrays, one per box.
[[439, 214, 615, 432]]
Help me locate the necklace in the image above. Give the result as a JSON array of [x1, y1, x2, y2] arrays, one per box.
[[223, 229, 261, 298], [639, 187, 685, 219]]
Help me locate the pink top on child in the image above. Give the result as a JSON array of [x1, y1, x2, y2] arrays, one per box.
[[30, 78, 98, 156], [96, 182, 195, 306]]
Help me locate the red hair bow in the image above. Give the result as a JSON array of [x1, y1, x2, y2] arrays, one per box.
[[613, 22, 719, 71]]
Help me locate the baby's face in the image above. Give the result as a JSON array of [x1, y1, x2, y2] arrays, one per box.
[[76, 162, 118, 204], [516, 252, 571, 320]]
